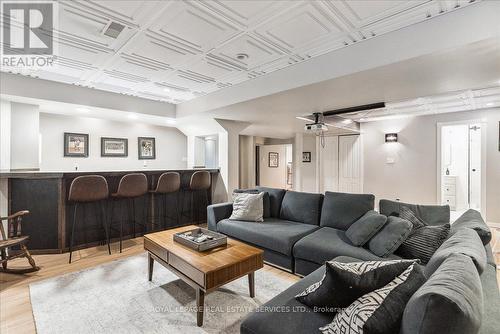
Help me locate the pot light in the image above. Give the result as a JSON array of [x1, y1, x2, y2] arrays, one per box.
[[76, 107, 90, 113], [127, 114, 138, 119], [163, 88, 171, 92], [385, 133, 398, 143], [165, 118, 176, 125], [486, 102, 494, 107], [341, 119, 353, 124], [236, 53, 249, 61]]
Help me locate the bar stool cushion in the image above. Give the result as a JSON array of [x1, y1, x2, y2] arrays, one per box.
[[112, 173, 148, 198], [152, 172, 180, 194], [189, 171, 211, 191], [68, 175, 109, 202]]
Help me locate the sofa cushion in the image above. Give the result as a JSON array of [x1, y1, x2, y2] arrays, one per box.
[[401, 254, 483, 334], [256, 186, 286, 218], [479, 264, 500, 334], [296, 259, 418, 310], [320, 192, 375, 229], [425, 228, 487, 277], [451, 209, 491, 245], [368, 216, 413, 257], [345, 210, 387, 246], [323, 263, 426, 334], [217, 218, 318, 256], [379, 199, 450, 226], [280, 191, 323, 225], [234, 188, 271, 218], [241, 265, 333, 334], [293, 227, 401, 264]]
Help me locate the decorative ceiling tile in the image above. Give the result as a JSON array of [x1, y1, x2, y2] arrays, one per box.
[[1, 0, 480, 103]]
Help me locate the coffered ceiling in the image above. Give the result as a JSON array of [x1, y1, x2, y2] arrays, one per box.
[[1, 0, 479, 104]]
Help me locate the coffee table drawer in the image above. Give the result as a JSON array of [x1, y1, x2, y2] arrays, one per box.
[[169, 253, 205, 288], [144, 238, 168, 261]]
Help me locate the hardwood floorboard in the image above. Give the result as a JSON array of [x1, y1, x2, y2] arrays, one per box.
[[2, 229, 499, 334], [0, 238, 299, 334]]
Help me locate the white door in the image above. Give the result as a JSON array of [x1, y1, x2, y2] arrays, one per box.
[[469, 125, 481, 210], [319, 136, 339, 192], [338, 135, 362, 193]]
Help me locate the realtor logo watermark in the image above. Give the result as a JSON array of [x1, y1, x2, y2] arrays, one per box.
[[1, 1, 58, 68]]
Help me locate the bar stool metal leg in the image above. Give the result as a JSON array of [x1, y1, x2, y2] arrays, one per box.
[[68, 203, 79, 264]]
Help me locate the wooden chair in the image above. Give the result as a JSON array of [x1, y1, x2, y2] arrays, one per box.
[[0, 210, 40, 273]]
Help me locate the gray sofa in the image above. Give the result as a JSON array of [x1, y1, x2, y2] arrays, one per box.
[[207, 187, 499, 334], [208, 188, 406, 274]]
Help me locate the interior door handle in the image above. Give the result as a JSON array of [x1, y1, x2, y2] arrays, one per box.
[[472, 169, 476, 172]]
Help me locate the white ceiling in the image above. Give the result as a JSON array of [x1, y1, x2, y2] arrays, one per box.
[[199, 37, 500, 138], [1, 0, 480, 104]]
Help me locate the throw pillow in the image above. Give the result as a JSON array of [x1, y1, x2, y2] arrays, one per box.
[[295, 259, 418, 310], [400, 206, 426, 229], [367, 216, 413, 257], [229, 192, 264, 222], [346, 211, 387, 246], [320, 263, 426, 334], [396, 224, 450, 264], [450, 209, 491, 245]]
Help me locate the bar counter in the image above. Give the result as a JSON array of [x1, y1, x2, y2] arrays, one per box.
[[0, 168, 219, 254]]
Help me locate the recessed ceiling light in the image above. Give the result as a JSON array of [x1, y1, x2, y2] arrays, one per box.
[[486, 102, 494, 107], [127, 114, 138, 119], [163, 88, 171, 92], [236, 53, 249, 61], [341, 119, 353, 124], [76, 107, 90, 113], [165, 118, 176, 125]]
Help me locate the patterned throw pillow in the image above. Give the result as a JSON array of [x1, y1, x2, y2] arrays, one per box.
[[396, 224, 450, 263], [399, 206, 426, 229], [396, 206, 450, 263], [320, 263, 426, 334], [295, 259, 418, 311]]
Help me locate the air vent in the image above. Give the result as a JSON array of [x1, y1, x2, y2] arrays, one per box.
[[103, 22, 125, 39]]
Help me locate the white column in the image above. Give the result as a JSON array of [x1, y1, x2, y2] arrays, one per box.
[[215, 119, 250, 196], [293, 132, 303, 191], [10, 102, 40, 170]]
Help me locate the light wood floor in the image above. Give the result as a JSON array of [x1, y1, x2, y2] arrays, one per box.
[[0, 238, 300, 334], [1, 229, 499, 334]]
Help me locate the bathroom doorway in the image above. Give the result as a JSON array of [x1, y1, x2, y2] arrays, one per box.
[[437, 120, 486, 219]]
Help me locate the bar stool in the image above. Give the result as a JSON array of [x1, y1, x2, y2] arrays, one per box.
[[110, 173, 148, 252], [150, 172, 180, 230], [68, 175, 110, 263], [188, 171, 211, 224]]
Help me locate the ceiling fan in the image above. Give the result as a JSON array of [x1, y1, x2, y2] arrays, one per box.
[[297, 102, 385, 133], [296, 102, 385, 147]]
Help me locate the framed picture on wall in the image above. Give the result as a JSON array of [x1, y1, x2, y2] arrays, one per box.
[[101, 137, 128, 157], [268, 152, 279, 168], [286, 162, 292, 185], [138, 137, 156, 160], [302, 151, 311, 162], [64, 132, 89, 157]]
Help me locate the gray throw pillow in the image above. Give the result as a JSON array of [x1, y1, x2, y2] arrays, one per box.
[[451, 209, 491, 245], [368, 216, 413, 257], [229, 192, 264, 222], [346, 210, 387, 246], [425, 227, 486, 277], [401, 254, 483, 334]]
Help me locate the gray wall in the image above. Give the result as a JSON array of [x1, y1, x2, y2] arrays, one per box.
[[362, 108, 500, 223], [39, 113, 187, 171]]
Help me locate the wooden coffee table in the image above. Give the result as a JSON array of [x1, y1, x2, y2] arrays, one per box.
[[144, 225, 264, 326]]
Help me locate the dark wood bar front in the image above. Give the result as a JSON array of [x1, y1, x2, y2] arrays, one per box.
[[1, 169, 219, 254]]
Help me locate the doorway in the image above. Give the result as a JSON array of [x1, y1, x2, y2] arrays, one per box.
[[438, 121, 486, 218]]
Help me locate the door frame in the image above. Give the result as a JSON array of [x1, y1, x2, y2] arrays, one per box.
[[436, 119, 487, 217]]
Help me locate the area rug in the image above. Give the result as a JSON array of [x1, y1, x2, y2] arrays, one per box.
[[29, 253, 295, 334]]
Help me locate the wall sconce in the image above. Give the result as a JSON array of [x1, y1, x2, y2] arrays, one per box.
[[385, 133, 398, 143]]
